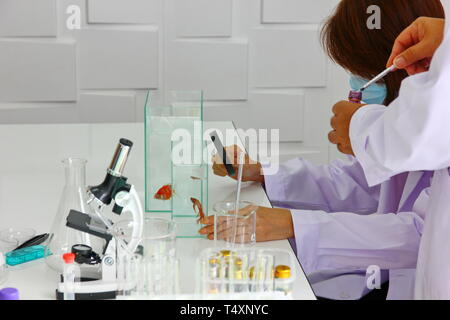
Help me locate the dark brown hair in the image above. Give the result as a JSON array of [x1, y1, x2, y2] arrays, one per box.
[[321, 0, 444, 104]]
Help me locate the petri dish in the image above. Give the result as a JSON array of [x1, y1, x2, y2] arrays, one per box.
[[0, 228, 36, 252]]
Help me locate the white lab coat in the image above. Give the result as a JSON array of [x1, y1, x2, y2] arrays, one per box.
[[349, 0, 450, 299]]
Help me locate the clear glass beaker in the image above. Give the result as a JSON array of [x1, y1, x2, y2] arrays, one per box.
[[45, 158, 104, 274], [114, 218, 179, 298], [0, 228, 36, 253], [0, 252, 7, 285], [213, 201, 257, 246]]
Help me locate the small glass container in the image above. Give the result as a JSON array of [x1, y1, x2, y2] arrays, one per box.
[[274, 265, 293, 296], [198, 247, 295, 299], [0, 252, 7, 285], [114, 218, 179, 298], [46, 158, 104, 275], [0, 228, 36, 253], [213, 201, 257, 246]]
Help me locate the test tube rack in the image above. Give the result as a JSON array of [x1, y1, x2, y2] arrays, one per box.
[[196, 247, 297, 299]]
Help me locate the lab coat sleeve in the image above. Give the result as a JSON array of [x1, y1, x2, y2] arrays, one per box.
[[349, 15, 450, 187], [263, 157, 380, 214], [292, 209, 424, 274]]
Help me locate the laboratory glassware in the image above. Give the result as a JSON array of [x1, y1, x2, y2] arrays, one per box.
[[274, 265, 293, 296], [63, 253, 77, 300], [197, 247, 296, 299], [0, 228, 36, 253], [349, 65, 396, 103], [213, 201, 257, 246], [145, 90, 208, 238], [45, 158, 104, 274], [114, 217, 179, 298], [0, 252, 7, 285]]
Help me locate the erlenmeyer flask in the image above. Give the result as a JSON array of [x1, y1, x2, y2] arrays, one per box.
[[45, 158, 103, 274]]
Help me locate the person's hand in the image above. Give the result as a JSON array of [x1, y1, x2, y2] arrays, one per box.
[[387, 17, 445, 75], [212, 145, 264, 183], [198, 206, 294, 242], [329, 101, 366, 155]]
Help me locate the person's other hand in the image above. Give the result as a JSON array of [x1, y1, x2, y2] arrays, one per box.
[[387, 17, 445, 75], [212, 145, 264, 183], [198, 206, 294, 242], [329, 101, 366, 155]]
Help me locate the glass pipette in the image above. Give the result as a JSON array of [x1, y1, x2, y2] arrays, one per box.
[[348, 64, 396, 103], [360, 65, 397, 91]]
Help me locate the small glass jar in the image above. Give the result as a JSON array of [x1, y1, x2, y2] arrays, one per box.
[[0, 228, 36, 253], [114, 218, 179, 298], [0, 252, 8, 285], [274, 265, 293, 296], [213, 201, 257, 246]]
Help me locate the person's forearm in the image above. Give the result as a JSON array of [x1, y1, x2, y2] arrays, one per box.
[[291, 209, 423, 274], [263, 158, 380, 213], [256, 207, 294, 242]]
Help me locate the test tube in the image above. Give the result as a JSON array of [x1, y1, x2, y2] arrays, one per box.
[[63, 253, 77, 300], [207, 257, 220, 294], [274, 265, 293, 296], [232, 257, 249, 294]]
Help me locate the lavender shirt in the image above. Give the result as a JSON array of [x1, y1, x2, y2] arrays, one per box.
[[263, 156, 432, 299]]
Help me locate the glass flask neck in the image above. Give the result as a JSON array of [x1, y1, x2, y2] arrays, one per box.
[[62, 158, 87, 187]]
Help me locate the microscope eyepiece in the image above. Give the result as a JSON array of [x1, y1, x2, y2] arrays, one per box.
[[108, 138, 133, 177], [88, 139, 134, 206], [119, 138, 133, 148]]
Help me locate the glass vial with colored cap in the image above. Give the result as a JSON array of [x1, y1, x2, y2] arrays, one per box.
[[274, 265, 292, 296], [348, 90, 363, 104], [63, 253, 77, 300]]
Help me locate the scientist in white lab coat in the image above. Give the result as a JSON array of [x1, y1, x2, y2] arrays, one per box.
[[329, 0, 450, 299], [202, 0, 446, 300]]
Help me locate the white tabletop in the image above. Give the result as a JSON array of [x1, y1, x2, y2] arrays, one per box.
[[0, 121, 315, 300]]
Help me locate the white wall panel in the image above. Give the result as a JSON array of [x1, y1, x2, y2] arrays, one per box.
[[79, 29, 159, 89], [0, 40, 77, 102], [87, 0, 161, 24], [0, 105, 79, 124], [0, 0, 342, 165], [167, 40, 248, 100], [251, 29, 327, 88], [204, 102, 252, 130], [262, 0, 337, 24], [79, 92, 136, 123], [0, 0, 57, 37], [175, 0, 232, 37], [251, 93, 304, 142]]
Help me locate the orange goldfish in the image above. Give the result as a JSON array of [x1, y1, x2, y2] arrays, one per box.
[[154, 184, 174, 200], [191, 197, 206, 224]]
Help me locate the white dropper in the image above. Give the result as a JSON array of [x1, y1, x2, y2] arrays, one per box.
[[359, 64, 397, 92]]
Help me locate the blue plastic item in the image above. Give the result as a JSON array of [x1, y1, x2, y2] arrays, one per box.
[[5, 245, 50, 266]]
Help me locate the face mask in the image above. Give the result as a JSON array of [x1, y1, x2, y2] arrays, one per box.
[[349, 75, 387, 105]]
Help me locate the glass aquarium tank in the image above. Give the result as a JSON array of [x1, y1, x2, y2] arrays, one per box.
[[145, 90, 208, 238]]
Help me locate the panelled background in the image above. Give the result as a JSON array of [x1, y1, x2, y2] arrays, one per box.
[[0, 0, 349, 164]]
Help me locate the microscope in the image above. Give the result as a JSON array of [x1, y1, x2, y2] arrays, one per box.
[[56, 138, 144, 300]]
